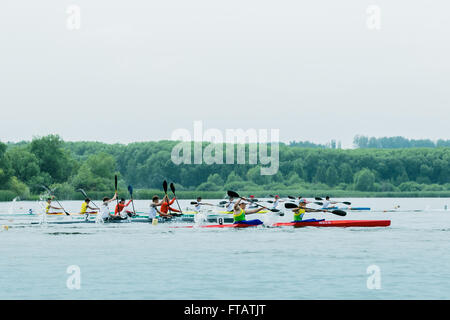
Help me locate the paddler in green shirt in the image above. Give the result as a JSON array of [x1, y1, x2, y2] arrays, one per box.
[[291, 199, 324, 221], [292, 199, 307, 221], [233, 198, 265, 225]]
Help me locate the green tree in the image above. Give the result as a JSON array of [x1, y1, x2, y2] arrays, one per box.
[[354, 168, 375, 191], [30, 135, 75, 183], [0, 142, 14, 186], [326, 165, 339, 187], [71, 153, 117, 191]]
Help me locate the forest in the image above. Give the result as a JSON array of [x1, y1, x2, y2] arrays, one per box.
[[1, 135, 450, 200]]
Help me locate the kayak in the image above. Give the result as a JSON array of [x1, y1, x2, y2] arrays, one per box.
[[272, 219, 391, 228], [171, 223, 261, 229], [171, 219, 391, 229]]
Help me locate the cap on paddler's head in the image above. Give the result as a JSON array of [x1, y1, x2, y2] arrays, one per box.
[[275, 195, 280, 199], [250, 195, 254, 198], [299, 199, 306, 204]]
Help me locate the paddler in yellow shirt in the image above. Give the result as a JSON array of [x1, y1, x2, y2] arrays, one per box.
[[291, 199, 322, 221], [232, 198, 265, 225], [80, 198, 99, 215], [44, 197, 63, 214]]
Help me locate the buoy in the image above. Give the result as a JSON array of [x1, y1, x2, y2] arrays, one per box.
[[152, 218, 158, 226]]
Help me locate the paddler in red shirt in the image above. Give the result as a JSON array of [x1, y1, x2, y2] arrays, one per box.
[[160, 195, 181, 216], [115, 198, 134, 218]]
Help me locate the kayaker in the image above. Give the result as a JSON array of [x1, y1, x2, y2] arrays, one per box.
[[292, 199, 308, 221], [194, 197, 213, 212], [291, 199, 322, 221], [321, 196, 337, 209], [271, 195, 284, 209], [80, 198, 98, 215], [233, 198, 265, 225], [150, 195, 172, 220], [100, 192, 118, 221], [115, 198, 134, 218], [44, 197, 63, 214], [225, 197, 235, 212], [161, 195, 181, 216]]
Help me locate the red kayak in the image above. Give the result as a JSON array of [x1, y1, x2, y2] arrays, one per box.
[[171, 219, 390, 229], [273, 219, 391, 228]]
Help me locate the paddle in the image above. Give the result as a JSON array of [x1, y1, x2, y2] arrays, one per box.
[[76, 188, 100, 211], [190, 201, 228, 210], [267, 200, 296, 204], [41, 185, 70, 215], [315, 197, 351, 206], [227, 190, 280, 213], [284, 202, 346, 216], [169, 183, 183, 214], [115, 175, 119, 205], [162, 180, 173, 215], [127, 185, 137, 216]]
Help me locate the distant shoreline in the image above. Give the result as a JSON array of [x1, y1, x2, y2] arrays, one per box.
[[2, 189, 450, 201]]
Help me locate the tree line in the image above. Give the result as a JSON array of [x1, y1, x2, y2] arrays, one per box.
[[1, 135, 450, 200], [353, 135, 450, 149]]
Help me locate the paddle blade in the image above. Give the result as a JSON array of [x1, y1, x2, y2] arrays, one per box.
[[170, 182, 176, 194], [288, 196, 295, 200], [314, 202, 323, 206], [284, 202, 298, 209], [78, 189, 89, 198], [114, 175, 118, 191], [218, 201, 227, 205], [330, 210, 346, 216], [342, 202, 351, 205], [190, 201, 198, 205], [270, 209, 280, 212], [227, 190, 240, 198], [267, 200, 274, 203], [163, 180, 168, 193], [315, 197, 323, 201], [128, 185, 133, 196]]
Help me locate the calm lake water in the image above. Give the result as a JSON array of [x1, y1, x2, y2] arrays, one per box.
[[0, 198, 449, 299]]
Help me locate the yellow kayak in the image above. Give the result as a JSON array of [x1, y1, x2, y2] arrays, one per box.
[[46, 212, 98, 216]]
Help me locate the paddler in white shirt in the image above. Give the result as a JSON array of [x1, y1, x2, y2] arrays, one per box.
[[194, 197, 213, 212], [271, 195, 284, 209], [321, 196, 337, 210], [44, 197, 63, 214], [225, 197, 235, 212], [100, 192, 117, 221], [149, 195, 171, 220]]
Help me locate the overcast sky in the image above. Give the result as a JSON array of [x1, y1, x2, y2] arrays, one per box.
[[0, 0, 449, 148]]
